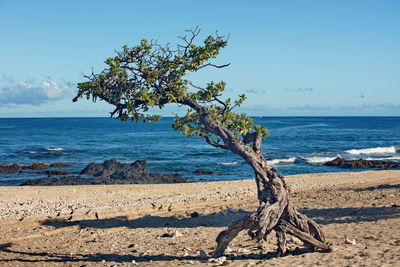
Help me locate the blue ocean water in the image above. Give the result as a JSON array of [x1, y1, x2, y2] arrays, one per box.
[[0, 117, 399, 185]]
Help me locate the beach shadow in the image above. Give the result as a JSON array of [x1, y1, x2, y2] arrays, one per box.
[[302, 206, 400, 224], [0, 242, 314, 264], [41, 209, 248, 229], [341, 183, 400, 192], [40, 204, 400, 232]]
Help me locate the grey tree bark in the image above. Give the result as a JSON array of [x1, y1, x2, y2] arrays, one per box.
[[184, 99, 332, 257]]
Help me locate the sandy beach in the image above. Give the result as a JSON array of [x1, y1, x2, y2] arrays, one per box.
[[0, 170, 399, 266]]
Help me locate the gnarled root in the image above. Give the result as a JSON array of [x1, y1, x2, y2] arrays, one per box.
[[214, 213, 258, 257], [214, 201, 332, 258]]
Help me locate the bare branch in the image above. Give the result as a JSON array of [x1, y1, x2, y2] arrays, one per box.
[[195, 63, 231, 71], [188, 81, 205, 91], [204, 135, 227, 149], [212, 96, 228, 110]]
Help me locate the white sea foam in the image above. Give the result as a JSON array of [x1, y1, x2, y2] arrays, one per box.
[[267, 157, 297, 166], [25, 151, 37, 154], [364, 156, 400, 161], [304, 156, 338, 164], [344, 146, 397, 155], [217, 162, 239, 166], [43, 147, 64, 151]]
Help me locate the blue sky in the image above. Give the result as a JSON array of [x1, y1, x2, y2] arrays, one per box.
[[0, 0, 399, 117]]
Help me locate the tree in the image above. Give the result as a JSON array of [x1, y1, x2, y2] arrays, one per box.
[[73, 28, 332, 257]]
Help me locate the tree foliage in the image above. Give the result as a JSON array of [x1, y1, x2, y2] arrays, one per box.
[[74, 27, 268, 151]]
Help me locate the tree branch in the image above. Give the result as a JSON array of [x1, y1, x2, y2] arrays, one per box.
[[204, 135, 227, 149], [195, 63, 231, 71]]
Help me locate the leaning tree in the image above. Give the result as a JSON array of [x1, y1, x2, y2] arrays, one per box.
[[73, 28, 332, 257]]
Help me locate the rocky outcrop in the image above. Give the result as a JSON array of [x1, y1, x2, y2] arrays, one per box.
[[22, 163, 49, 170], [20, 176, 112, 186], [325, 157, 400, 169], [49, 163, 72, 167], [21, 159, 187, 185], [80, 159, 186, 183], [0, 163, 49, 172], [80, 159, 147, 179], [193, 169, 218, 175], [0, 164, 21, 172], [0, 162, 72, 173], [21, 173, 186, 186]]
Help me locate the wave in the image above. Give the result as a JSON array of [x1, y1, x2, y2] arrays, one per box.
[[364, 156, 400, 161], [217, 162, 239, 166], [304, 156, 338, 164], [344, 146, 397, 155], [43, 147, 65, 151], [24, 151, 37, 154], [267, 157, 296, 166]]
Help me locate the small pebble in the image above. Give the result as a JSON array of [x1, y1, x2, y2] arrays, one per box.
[[199, 250, 207, 258], [345, 237, 356, 245], [191, 212, 199, 218], [208, 256, 227, 264], [172, 230, 183, 238]]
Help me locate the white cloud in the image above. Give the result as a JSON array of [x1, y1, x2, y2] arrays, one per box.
[[245, 88, 267, 94], [0, 79, 75, 107], [284, 87, 314, 92]]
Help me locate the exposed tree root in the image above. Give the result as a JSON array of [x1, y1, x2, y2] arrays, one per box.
[[214, 169, 333, 258]]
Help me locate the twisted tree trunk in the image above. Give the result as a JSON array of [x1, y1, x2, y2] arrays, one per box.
[[214, 163, 332, 257], [184, 99, 332, 258]]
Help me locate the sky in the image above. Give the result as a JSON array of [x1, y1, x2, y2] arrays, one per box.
[[0, 0, 399, 117]]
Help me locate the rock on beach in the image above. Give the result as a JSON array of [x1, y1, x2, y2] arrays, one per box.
[[325, 157, 400, 169]]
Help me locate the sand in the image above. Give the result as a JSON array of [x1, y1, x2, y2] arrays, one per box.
[[0, 170, 399, 266]]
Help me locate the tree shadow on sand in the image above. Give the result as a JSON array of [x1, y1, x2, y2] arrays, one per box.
[[41, 209, 248, 229], [302, 183, 400, 224], [342, 183, 400, 192], [37, 182, 400, 230], [0, 242, 315, 264], [38, 203, 400, 231], [303, 206, 400, 225]]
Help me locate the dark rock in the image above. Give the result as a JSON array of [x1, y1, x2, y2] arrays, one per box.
[[190, 212, 199, 218], [21, 174, 186, 186], [1, 162, 53, 172], [22, 163, 48, 170], [49, 163, 72, 167], [80, 158, 147, 178], [0, 164, 21, 172], [325, 157, 400, 169], [160, 233, 173, 238], [37, 170, 71, 175], [193, 169, 218, 175], [22, 159, 187, 185], [21, 176, 106, 186], [81, 158, 185, 182]]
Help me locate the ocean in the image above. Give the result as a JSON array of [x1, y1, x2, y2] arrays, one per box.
[[0, 117, 399, 185]]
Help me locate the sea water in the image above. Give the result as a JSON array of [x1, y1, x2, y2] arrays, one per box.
[[0, 117, 399, 185]]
